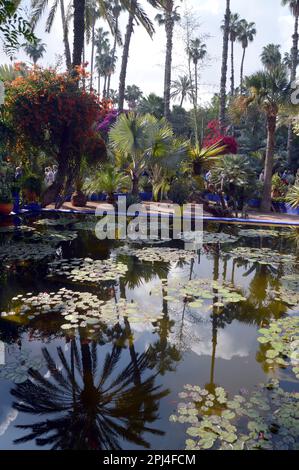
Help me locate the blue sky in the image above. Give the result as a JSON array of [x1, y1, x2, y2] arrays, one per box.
[[0, 0, 295, 105]]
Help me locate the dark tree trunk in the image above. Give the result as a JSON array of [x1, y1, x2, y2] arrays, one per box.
[[164, 1, 174, 121], [219, 0, 230, 131], [72, 0, 85, 68], [287, 14, 299, 165], [132, 174, 139, 196], [60, 0, 71, 70], [89, 19, 96, 91], [107, 16, 119, 97], [230, 39, 235, 96], [261, 114, 277, 212], [118, 10, 134, 112], [240, 47, 246, 93]]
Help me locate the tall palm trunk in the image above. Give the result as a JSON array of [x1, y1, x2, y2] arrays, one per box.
[[287, 14, 299, 165], [118, 9, 135, 111], [219, 0, 230, 130], [230, 39, 235, 96], [194, 60, 198, 106], [164, 2, 174, 121], [60, 0, 71, 70], [72, 0, 85, 68], [89, 19, 96, 91], [107, 17, 119, 97], [240, 47, 246, 92], [261, 114, 277, 212]]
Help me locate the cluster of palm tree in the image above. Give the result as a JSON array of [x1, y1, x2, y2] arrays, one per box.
[[221, 11, 257, 98], [26, 1, 185, 117]]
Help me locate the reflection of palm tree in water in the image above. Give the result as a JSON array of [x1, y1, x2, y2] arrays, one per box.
[[11, 337, 168, 450]]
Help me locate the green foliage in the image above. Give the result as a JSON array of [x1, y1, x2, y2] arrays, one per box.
[[211, 154, 260, 199], [21, 173, 43, 196], [110, 113, 188, 194], [84, 164, 129, 198], [168, 177, 192, 204], [0, 0, 36, 55], [286, 184, 299, 208], [272, 173, 287, 196], [0, 159, 13, 202]]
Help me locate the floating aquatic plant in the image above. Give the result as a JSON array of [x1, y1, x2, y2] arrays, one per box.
[[1, 289, 164, 332], [151, 278, 246, 312], [34, 218, 76, 227], [257, 316, 299, 379], [0, 350, 45, 384], [47, 257, 128, 284], [117, 247, 195, 264], [0, 241, 58, 263], [229, 247, 297, 267], [170, 381, 299, 450], [267, 285, 299, 308], [177, 231, 239, 245], [238, 228, 284, 239]]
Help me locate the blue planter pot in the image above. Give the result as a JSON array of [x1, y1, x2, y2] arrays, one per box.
[[24, 202, 41, 212], [285, 204, 299, 215], [12, 191, 20, 214], [139, 191, 152, 201], [247, 198, 261, 208]]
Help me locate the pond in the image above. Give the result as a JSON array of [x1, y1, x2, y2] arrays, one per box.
[[0, 215, 298, 451]]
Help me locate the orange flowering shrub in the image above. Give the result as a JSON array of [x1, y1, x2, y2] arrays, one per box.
[[4, 67, 107, 168]]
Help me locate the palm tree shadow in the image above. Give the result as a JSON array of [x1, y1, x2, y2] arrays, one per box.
[[10, 337, 169, 450]]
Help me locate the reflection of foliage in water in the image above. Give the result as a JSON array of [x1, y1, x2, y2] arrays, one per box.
[[170, 380, 299, 450], [11, 339, 169, 450]]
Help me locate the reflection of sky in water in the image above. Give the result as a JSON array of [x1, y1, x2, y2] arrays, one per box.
[[0, 228, 298, 450]]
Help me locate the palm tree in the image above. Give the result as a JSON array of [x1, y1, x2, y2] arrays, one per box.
[[244, 66, 289, 211], [30, 0, 72, 70], [261, 44, 282, 72], [170, 75, 193, 107], [222, 12, 240, 96], [188, 38, 207, 106], [281, 0, 299, 164], [137, 93, 164, 118], [155, 1, 181, 120], [118, 1, 158, 112], [94, 27, 110, 94], [237, 19, 257, 92], [109, 113, 187, 195], [106, 1, 125, 96], [85, 0, 99, 90], [124, 84, 143, 110], [219, 0, 230, 130], [72, 0, 85, 67], [11, 339, 168, 449], [23, 38, 46, 64]]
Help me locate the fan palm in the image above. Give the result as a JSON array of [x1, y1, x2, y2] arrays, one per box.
[[11, 339, 168, 449], [170, 75, 193, 107], [137, 93, 164, 118], [155, 1, 181, 120], [261, 44, 282, 72], [237, 19, 257, 92], [109, 113, 187, 195], [286, 184, 299, 208]]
